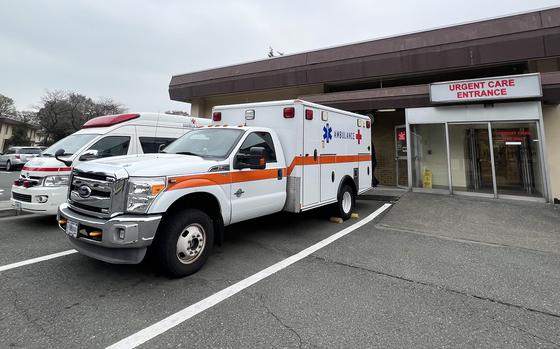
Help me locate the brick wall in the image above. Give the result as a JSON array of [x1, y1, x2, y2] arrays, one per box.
[[369, 111, 405, 186]]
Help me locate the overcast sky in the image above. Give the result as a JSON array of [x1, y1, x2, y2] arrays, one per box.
[[1, 0, 559, 114]]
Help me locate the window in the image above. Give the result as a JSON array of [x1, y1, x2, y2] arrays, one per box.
[[139, 137, 177, 153], [238, 132, 276, 162], [87, 136, 130, 158], [19, 148, 42, 154], [6, 148, 16, 155], [163, 129, 244, 159], [43, 134, 99, 156]]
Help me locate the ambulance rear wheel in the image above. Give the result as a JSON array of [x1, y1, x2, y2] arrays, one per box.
[[153, 208, 214, 278], [336, 184, 355, 220], [5, 161, 11, 171]]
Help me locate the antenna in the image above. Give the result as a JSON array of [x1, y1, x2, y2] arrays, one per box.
[[154, 111, 161, 151]]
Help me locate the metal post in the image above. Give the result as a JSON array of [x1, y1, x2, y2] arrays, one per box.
[[445, 123, 452, 194], [487, 122, 498, 198]]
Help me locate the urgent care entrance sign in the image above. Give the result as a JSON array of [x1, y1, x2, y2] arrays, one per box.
[[429, 73, 542, 103]]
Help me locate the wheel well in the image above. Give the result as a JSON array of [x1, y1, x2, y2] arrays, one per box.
[[164, 192, 225, 245], [338, 175, 357, 198]]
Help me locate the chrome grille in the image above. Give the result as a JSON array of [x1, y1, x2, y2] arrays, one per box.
[[68, 169, 127, 218]]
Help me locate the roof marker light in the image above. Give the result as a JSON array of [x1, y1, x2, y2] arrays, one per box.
[[245, 110, 255, 120], [305, 109, 313, 120], [283, 107, 295, 118], [212, 112, 222, 122], [82, 113, 140, 128]]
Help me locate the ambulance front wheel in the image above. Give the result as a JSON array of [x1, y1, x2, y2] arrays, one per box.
[[153, 208, 214, 278], [336, 184, 355, 220]]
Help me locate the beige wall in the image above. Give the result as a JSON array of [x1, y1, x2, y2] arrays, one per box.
[[543, 104, 560, 203], [188, 85, 324, 117], [0, 122, 41, 152]]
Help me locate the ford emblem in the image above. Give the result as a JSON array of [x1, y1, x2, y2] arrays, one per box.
[[78, 185, 92, 198]]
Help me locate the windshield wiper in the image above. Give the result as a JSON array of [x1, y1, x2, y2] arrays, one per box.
[[175, 151, 202, 157]]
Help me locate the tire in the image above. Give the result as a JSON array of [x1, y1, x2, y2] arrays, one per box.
[[336, 184, 355, 220], [153, 208, 214, 278], [6, 161, 11, 171]]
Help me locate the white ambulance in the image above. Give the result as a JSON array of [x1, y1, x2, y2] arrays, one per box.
[[12, 113, 210, 215], [57, 100, 372, 277]]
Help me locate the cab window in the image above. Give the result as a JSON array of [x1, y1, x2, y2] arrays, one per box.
[[139, 137, 177, 153], [237, 132, 276, 162], [87, 136, 130, 158]]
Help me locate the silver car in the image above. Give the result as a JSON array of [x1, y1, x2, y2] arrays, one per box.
[[0, 146, 43, 171]]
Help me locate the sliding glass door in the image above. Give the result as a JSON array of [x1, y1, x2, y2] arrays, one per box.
[[491, 122, 544, 198], [448, 123, 494, 195]]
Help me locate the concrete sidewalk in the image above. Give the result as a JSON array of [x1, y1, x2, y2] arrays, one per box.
[[377, 192, 560, 254]]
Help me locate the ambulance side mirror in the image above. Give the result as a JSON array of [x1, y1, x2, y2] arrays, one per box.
[[234, 146, 266, 170]]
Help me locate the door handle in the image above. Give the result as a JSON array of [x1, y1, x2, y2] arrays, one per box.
[[314, 149, 317, 161]]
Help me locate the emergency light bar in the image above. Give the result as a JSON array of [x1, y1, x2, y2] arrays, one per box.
[[82, 113, 140, 128]]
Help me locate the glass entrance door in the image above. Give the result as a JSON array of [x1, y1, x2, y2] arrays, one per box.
[[395, 125, 408, 188], [448, 123, 494, 195], [491, 122, 544, 198]]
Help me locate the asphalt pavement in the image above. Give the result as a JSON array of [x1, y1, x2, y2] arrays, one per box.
[[0, 193, 559, 348], [0, 170, 20, 201]]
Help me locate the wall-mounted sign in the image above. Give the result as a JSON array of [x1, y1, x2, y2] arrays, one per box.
[[430, 73, 542, 103]]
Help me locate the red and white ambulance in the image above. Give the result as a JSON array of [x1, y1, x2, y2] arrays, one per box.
[[12, 113, 210, 215], [57, 100, 372, 277]]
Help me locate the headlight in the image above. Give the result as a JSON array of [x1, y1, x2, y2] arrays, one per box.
[[126, 177, 166, 213], [43, 175, 69, 187]]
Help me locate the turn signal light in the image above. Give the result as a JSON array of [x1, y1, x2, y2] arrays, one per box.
[[212, 112, 222, 122], [283, 107, 295, 118], [305, 109, 313, 120], [89, 231, 102, 238], [58, 219, 67, 225]]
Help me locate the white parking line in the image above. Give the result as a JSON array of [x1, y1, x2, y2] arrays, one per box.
[[0, 249, 77, 272], [107, 203, 392, 349]]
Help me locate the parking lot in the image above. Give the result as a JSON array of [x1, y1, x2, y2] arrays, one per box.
[[1, 193, 559, 348], [0, 170, 19, 201]]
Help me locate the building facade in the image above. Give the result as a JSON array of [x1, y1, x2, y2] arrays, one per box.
[[0, 117, 42, 152], [168, 8, 560, 204]]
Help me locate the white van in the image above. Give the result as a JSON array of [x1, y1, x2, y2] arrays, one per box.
[[12, 112, 211, 215]]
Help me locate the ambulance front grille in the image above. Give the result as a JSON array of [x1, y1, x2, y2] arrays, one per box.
[[68, 169, 127, 219]]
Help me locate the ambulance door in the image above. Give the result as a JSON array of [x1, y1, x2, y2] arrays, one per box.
[[230, 131, 286, 224], [302, 106, 321, 206]]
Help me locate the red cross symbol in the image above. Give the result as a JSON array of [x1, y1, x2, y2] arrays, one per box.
[[356, 129, 362, 144]]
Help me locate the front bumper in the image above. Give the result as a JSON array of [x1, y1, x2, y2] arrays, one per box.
[[11, 185, 67, 215], [57, 203, 162, 264]]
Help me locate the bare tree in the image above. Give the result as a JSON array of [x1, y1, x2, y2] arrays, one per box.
[[35, 90, 126, 144], [165, 110, 190, 116], [0, 94, 17, 118]]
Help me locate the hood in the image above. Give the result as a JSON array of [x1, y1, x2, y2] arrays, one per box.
[[21, 156, 72, 177], [76, 153, 222, 177]]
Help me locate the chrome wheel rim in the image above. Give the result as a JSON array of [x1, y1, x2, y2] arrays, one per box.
[[342, 191, 352, 214], [176, 223, 206, 264], [6, 162, 10, 171]]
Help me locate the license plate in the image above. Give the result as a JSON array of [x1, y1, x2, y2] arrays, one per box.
[[66, 220, 78, 238], [14, 201, 21, 211]]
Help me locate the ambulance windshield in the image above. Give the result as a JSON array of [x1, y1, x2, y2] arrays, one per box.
[[163, 128, 244, 159], [43, 134, 99, 157]]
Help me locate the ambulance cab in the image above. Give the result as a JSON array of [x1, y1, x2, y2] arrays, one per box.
[[12, 112, 210, 215]]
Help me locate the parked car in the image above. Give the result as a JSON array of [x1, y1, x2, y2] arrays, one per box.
[[0, 146, 43, 171]]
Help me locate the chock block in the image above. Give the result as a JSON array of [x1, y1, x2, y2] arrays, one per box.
[[330, 217, 343, 224], [351, 213, 359, 219]]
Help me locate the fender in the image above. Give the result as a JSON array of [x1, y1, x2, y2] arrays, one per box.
[[337, 174, 357, 199], [148, 184, 232, 226]]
